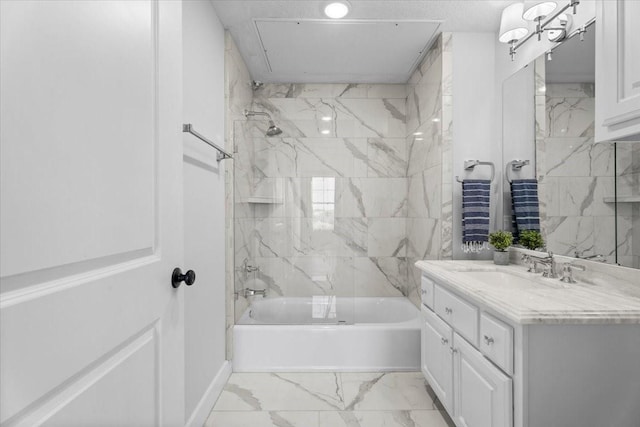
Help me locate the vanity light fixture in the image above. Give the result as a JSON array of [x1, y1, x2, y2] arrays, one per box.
[[324, 1, 350, 19], [499, 0, 580, 61], [498, 3, 529, 59], [523, 1, 557, 40]]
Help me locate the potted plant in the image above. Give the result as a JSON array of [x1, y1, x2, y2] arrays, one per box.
[[519, 230, 544, 251], [489, 230, 513, 265]]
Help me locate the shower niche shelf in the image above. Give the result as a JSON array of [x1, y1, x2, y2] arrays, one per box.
[[603, 196, 640, 203], [244, 197, 284, 204]]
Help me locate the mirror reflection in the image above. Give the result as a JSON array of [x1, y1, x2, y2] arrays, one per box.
[[503, 23, 640, 269]]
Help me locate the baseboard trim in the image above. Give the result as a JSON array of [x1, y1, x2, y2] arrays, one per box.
[[185, 360, 232, 427]]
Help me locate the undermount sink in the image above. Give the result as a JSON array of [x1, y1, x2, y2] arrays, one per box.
[[456, 269, 566, 290]]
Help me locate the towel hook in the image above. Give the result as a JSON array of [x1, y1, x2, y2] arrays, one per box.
[[455, 160, 495, 183], [506, 159, 530, 183]]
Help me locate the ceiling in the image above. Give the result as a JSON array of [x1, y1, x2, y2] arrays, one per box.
[[211, 1, 513, 84]]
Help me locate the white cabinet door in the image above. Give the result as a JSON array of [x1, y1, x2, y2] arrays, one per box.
[[453, 334, 512, 427], [422, 307, 454, 413], [0, 1, 184, 425], [595, 0, 640, 142]]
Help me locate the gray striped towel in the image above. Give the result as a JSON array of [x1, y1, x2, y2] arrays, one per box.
[[510, 179, 540, 242], [462, 179, 491, 253]]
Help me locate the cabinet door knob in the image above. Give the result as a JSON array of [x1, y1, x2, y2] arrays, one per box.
[[449, 347, 458, 354], [441, 337, 449, 345], [483, 335, 495, 345]]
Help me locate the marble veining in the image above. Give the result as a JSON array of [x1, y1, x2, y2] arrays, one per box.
[[232, 32, 453, 313], [206, 372, 453, 427], [415, 257, 640, 324], [539, 80, 636, 266]]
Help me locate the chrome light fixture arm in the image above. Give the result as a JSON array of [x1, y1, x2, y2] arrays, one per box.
[[510, 0, 580, 59]]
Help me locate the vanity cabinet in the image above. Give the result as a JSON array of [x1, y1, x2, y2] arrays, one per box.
[[418, 264, 640, 427], [595, 0, 640, 142], [421, 283, 513, 427]]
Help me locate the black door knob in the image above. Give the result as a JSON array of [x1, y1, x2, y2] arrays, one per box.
[[172, 268, 196, 288]]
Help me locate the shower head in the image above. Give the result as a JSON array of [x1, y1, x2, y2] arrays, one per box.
[[266, 120, 283, 136], [244, 110, 283, 137]]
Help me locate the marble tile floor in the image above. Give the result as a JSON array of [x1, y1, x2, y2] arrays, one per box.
[[205, 372, 455, 427]]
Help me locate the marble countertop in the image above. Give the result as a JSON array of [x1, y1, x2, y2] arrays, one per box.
[[415, 260, 640, 325]]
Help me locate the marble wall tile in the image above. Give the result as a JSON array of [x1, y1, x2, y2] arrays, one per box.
[[546, 83, 595, 98], [353, 257, 407, 296], [407, 167, 442, 219], [254, 83, 407, 100], [291, 217, 368, 257], [283, 256, 355, 297], [235, 71, 450, 306], [367, 218, 407, 257], [406, 218, 441, 259], [544, 215, 595, 256], [545, 96, 595, 138], [347, 178, 408, 218], [253, 97, 406, 139], [367, 138, 408, 178]]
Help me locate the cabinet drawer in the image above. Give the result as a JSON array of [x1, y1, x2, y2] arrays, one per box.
[[421, 275, 435, 309], [480, 312, 514, 375], [434, 285, 478, 346]]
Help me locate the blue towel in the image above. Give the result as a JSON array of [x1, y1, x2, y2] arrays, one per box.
[[461, 179, 491, 253], [510, 179, 540, 242]]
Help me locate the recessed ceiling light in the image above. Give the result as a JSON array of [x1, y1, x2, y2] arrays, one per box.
[[321, 130, 331, 135], [415, 137, 424, 141], [322, 116, 332, 121], [413, 132, 423, 136], [324, 1, 350, 19]]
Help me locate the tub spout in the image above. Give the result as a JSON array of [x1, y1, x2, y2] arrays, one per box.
[[244, 288, 267, 298]]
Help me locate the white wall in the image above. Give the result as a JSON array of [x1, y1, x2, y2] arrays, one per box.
[[182, 1, 229, 426], [452, 33, 499, 260]]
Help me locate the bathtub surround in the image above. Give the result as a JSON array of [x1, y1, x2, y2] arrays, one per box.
[[205, 372, 453, 427], [242, 81, 409, 304]]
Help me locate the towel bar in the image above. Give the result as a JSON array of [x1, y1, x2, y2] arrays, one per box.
[[506, 159, 530, 183], [455, 160, 495, 183]]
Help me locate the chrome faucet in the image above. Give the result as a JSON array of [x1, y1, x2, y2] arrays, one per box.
[[533, 251, 558, 278], [559, 262, 586, 284], [243, 288, 267, 298]]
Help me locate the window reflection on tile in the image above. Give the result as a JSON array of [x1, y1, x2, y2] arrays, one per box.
[[312, 177, 335, 230], [312, 295, 337, 319]]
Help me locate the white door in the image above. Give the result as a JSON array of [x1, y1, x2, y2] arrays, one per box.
[[1, 1, 184, 426], [453, 333, 512, 427], [421, 308, 454, 413]]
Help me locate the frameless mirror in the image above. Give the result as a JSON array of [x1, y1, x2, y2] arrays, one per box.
[[502, 23, 639, 269]]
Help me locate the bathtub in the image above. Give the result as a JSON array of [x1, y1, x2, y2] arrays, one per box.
[[233, 297, 420, 372]]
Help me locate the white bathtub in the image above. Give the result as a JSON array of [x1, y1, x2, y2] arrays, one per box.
[[233, 297, 420, 372]]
